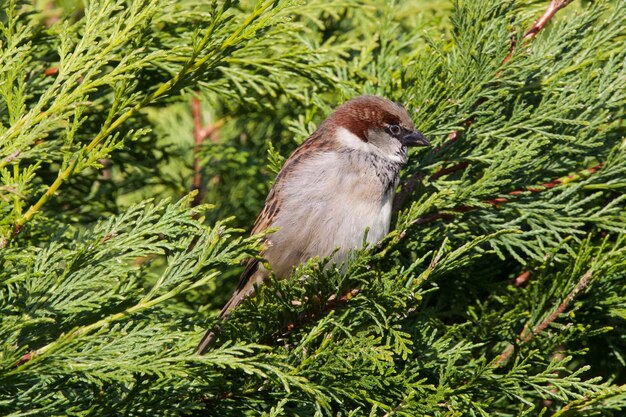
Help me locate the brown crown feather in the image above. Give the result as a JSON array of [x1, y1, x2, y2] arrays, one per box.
[[325, 95, 416, 142]]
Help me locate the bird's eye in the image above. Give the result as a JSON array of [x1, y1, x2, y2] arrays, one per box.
[[387, 125, 402, 136]]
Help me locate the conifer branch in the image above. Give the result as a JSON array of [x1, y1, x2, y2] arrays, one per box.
[[395, 0, 575, 211], [553, 384, 626, 416], [2, 0, 275, 245], [409, 162, 604, 228], [522, 1, 574, 42], [429, 161, 470, 181], [495, 268, 593, 366], [271, 288, 362, 341], [0, 150, 20, 168], [501, 0, 575, 66], [2, 0, 624, 413], [13, 268, 220, 369]]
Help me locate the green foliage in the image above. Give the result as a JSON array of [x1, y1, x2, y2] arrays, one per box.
[[1, 0, 626, 416]]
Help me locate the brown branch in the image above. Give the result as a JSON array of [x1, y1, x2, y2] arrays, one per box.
[[43, 0, 61, 27], [191, 97, 224, 207], [44, 67, 59, 76], [495, 268, 593, 366], [191, 97, 205, 206], [274, 288, 361, 339], [504, 0, 574, 66], [485, 162, 604, 206], [523, 0, 574, 42], [1, 150, 20, 167], [429, 161, 470, 182], [393, 172, 426, 211], [409, 162, 605, 228], [393, 161, 470, 211], [99, 158, 111, 181], [395, 0, 575, 211], [513, 270, 531, 287]]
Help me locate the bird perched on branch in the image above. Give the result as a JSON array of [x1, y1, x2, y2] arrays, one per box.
[[196, 95, 429, 354]]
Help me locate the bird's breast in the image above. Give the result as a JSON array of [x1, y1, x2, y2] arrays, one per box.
[[263, 150, 398, 277]]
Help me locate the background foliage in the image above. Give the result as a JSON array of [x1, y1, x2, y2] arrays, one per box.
[[1, 0, 625, 415]]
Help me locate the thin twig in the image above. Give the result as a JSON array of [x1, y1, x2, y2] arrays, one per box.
[[191, 97, 203, 198], [99, 158, 111, 181], [523, 0, 573, 42], [191, 97, 223, 206], [393, 160, 470, 211], [393, 172, 426, 211], [485, 162, 605, 205], [495, 268, 593, 366], [553, 384, 626, 416], [502, 0, 574, 66], [409, 162, 604, 228], [273, 288, 361, 339], [0, 150, 20, 169], [43, 0, 61, 27], [429, 161, 470, 182], [513, 270, 531, 287]]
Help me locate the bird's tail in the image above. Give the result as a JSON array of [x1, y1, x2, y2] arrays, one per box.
[[196, 260, 267, 354], [195, 292, 242, 354]]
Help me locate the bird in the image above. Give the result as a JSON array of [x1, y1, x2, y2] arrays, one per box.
[[196, 95, 429, 354]]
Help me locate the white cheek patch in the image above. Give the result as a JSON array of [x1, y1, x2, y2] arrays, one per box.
[[335, 127, 371, 152], [336, 126, 407, 164]]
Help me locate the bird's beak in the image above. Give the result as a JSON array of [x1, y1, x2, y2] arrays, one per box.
[[402, 130, 430, 147]]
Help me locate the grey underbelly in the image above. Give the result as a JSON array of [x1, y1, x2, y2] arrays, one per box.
[[264, 195, 392, 277]]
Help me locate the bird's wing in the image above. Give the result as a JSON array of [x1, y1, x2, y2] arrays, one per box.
[[250, 128, 329, 234], [195, 193, 278, 353], [233, 126, 332, 292], [197, 129, 330, 353]]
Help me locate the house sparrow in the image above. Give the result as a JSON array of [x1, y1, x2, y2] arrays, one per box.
[[196, 95, 429, 353]]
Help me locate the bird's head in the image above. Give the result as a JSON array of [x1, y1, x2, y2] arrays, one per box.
[[326, 95, 430, 161]]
